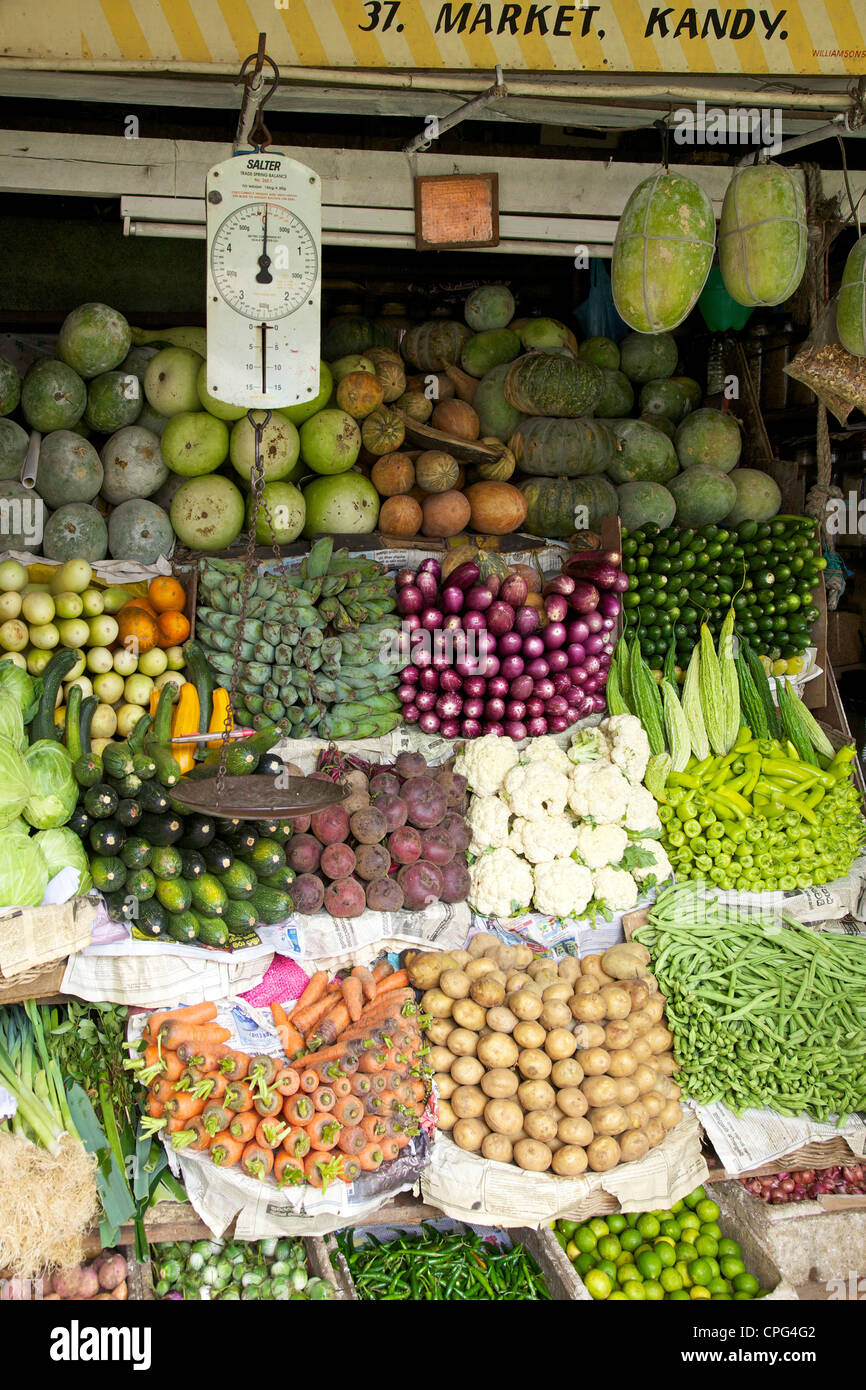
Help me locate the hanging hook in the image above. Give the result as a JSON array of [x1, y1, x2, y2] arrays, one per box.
[[235, 34, 280, 151], [654, 116, 670, 172]]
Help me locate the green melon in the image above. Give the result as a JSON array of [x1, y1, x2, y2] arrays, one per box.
[[578, 337, 620, 371], [668, 466, 737, 526], [619, 333, 678, 383], [617, 481, 677, 532], [42, 503, 109, 561], [330, 355, 376, 384], [322, 316, 375, 361], [120, 345, 160, 384], [607, 419, 679, 485], [0, 419, 28, 481], [402, 321, 471, 372], [594, 369, 635, 418], [837, 234, 866, 357], [472, 364, 526, 443], [144, 347, 203, 417], [465, 285, 516, 332], [719, 163, 807, 308], [84, 371, 143, 433], [161, 411, 229, 478], [722, 468, 782, 525], [299, 410, 361, 475], [101, 426, 169, 504], [675, 408, 742, 473], [672, 376, 703, 411], [302, 473, 379, 538], [21, 360, 86, 432], [57, 303, 131, 379], [641, 413, 676, 439], [108, 499, 174, 563], [639, 378, 693, 423], [0, 481, 41, 549], [460, 329, 521, 379], [278, 362, 334, 424], [519, 474, 618, 538], [0, 357, 20, 417], [612, 171, 715, 332], [245, 480, 305, 544], [230, 412, 301, 484], [135, 402, 169, 438], [195, 363, 247, 422], [508, 417, 616, 477], [36, 431, 103, 508], [519, 318, 570, 351], [170, 475, 245, 552], [504, 352, 603, 418]]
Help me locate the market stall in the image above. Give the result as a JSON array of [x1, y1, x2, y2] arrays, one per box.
[[0, 5, 865, 1315]]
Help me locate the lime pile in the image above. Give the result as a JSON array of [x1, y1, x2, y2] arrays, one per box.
[[554, 1185, 769, 1301]]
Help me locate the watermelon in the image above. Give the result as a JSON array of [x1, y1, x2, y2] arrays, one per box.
[[612, 171, 715, 332], [0, 419, 28, 481], [108, 499, 174, 563], [620, 332, 678, 383], [465, 285, 515, 332], [607, 419, 679, 485], [675, 408, 741, 473], [21, 360, 86, 432], [639, 378, 693, 423], [508, 417, 615, 477], [57, 303, 131, 379], [0, 357, 20, 417], [617, 481, 677, 532], [594, 369, 634, 418], [837, 234, 866, 357], [668, 466, 737, 526], [42, 503, 109, 561], [578, 337, 620, 370], [460, 329, 521, 379], [519, 475, 618, 538], [472, 364, 526, 443], [101, 426, 169, 504], [84, 371, 143, 433], [504, 352, 603, 418], [719, 163, 807, 308], [36, 431, 103, 508], [722, 468, 782, 525]]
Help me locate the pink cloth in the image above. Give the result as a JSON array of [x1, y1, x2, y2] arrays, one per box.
[[240, 954, 310, 1009]]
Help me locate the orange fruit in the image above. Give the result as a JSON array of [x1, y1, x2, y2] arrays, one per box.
[[119, 597, 158, 619], [117, 607, 159, 654], [148, 576, 187, 613], [157, 610, 190, 647]]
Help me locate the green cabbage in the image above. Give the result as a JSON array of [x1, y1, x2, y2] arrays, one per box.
[[0, 690, 25, 751], [34, 827, 93, 896], [0, 831, 49, 907], [0, 660, 41, 725], [0, 735, 31, 829], [23, 740, 78, 830]]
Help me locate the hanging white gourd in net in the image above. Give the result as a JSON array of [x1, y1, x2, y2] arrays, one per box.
[[611, 170, 716, 335], [719, 162, 808, 308]]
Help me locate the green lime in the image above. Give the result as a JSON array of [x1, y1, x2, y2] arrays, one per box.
[[696, 1198, 720, 1224], [720, 1256, 746, 1280], [644, 1279, 665, 1301], [733, 1272, 760, 1296], [756, 1288, 770, 1299], [616, 1251, 635, 1268], [575, 1227, 598, 1254], [660, 1267, 683, 1293], [706, 1258, 720, 1279], [707, 1278, 731, 1296], [669, 1289, 691, 1300], [689, 1258, 713, 1287], [653, 1210, 675, 1223], [684, 1185, 707, 1209], [694, 1235, 718, 1258], [690, 1285, 712, 1300], [617, 1264, 641, 1287], [589, 1218, 610, 1239], [655, 1242, 677, 1269], [596, 1260, 618, 1283], [700, 1221, 723, 1241], [636, 1214, 661, 1239], [718, 1238, 741, 1259], [636, 1250, 662, 1281], [624, 1280, 646, 1300], [625, 1212, 640, 1227], [620, 1228, 642, 1252], [671, 1200, 685, 1213], [574, 1251, 596, 1277], [660, 1220, 681, 1240], [733, 1291, 754, 1301], [597, 1235, 621, 1262], [584, 1268, 613, 1300], [713, 1293, 733, 1300], [675, 1262, 692, 1289], [679, 1211, 701, 1232], [554, 1231, 569, 1251], [607, 1213, 628, 1235], [676, 1241, 697, 1262], [566, 1241, 580, 1261], [608, 1291, 629, 1300], [558, 1219, 579, 1239], [634, 1243, 652, 1257]]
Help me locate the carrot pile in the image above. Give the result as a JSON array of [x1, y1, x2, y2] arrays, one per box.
[[127, 961, 432, 1194]]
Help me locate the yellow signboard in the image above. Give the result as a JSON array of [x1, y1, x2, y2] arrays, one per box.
[[2, 0, 864, 76]]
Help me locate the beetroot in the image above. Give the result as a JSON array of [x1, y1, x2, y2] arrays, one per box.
[[440, 811, 471, 854], [323, 876, 367, 918], [370, 771, 401, 798], [349, 807, 388, 844], [440, 859, 471, 903], [435, 769, 468, 808], [388, 826, 422, 865], [395, 751, 427, 780], [402, 775, 448, 829], [366, 877, 405, 912], [420, 827, 455, 866], [354, 842, 391, 882], [289, 874, 324, 914], [310, 805, 350, 846], [286, 834, 323, 874], [320, 842, 357, 881], [287, 813, 311, 833], [398, 859, 443, 910], [374, 793, 408, 832]]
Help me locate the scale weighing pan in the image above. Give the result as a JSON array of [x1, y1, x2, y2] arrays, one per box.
[[172, 773, 349, 820]]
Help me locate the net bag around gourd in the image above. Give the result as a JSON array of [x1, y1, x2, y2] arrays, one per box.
[[611, 170, 716, 335], [719, 162, 808, 309], [837, 233, 866, 357]]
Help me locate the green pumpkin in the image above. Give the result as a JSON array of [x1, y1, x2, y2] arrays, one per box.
[[322, 316, 376, 360], [504, 352, 603, 418], [519, 474, 618, 538], [401, 320, 472, 372], [508, 417, 615, 477]]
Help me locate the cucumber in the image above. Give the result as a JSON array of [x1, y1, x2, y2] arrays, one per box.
[[150, 846, 184, 881], [189, 873, 229, 918], [243, 838, 286, 877], [223, 898, 258, 934], [259, 865, 296, 895], [89, 821, 125, 856], [120, 836, 153, 870], [192, 912, 231, 949], [136, 899, 168, 938], [250, 884, 293, 925], [165, 910, 199, 944], [155, 877, 192, 914], [202, 839, 234, 874], [91, 856, 127, 893], [125, 868, 156, 901], [115, 799, 143, 830], [180, 849, 207, 881], [219, 861, 256, 901]]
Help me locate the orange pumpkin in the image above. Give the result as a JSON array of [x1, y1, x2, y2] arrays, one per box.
[[463, 481, 528, 536], [117, 607, 159, 653], [421, 490, 471, 539], [379, 495, 423, 538], [119, 597, 158, 620], [415, 451, 459, 494], [431, 398, 480, 441], [148, 576, 187, 613], [335, 371, 385, 419], [157, 610, 191, 647], [371, 452, 415, 497]]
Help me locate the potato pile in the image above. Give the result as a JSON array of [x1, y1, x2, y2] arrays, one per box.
[[409, 937, 683, 1177]]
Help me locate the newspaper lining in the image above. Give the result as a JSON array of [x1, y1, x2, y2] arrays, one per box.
[[695, 1100, 866, 1176]]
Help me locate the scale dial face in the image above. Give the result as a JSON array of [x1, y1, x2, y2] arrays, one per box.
[[209, 202, 319, 322]]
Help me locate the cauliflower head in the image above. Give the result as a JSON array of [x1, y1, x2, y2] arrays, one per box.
[[523, 735, 572, 777], [568, 725, 611, 765], [622, 782, 662, 834], [502, 759, 569, 821], [574, 821, 629, 871], [454, 734, 519, 798], [626, 837, 674, 887], [592, 865, 639, 913], [509, 812, 580, 864], [603, 713, 651, 786], [466, 794, 512, 856], [567, 761, 630, 823], [532, 858, 594, 918], [468, 847, 535, 918]]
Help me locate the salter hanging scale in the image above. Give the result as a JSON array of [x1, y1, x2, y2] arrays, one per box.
[[173, 38, 343, 822]]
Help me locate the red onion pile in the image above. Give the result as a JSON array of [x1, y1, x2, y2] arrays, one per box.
[[740, 1165, 866, 1203], [395, 552, 629, 741]]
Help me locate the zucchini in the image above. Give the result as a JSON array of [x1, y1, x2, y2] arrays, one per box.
[[136, 899, 168, 938], [259, 865, 296, 895], [244, 838, 286, 877], [68, 806, 93, 840], [101, 742, 135, 780], [219, 861, 256, 901], [89, 820, 125, 856], [31, 648, 79, 742], [124, 867, 156, 901], [91, 856, 127, 893], [203, 724, 280, 777], [137, 780, 171, 815], [144, 685, 183, 788], [250, 884, 293, 925], [202, 839, 234, 875], [66, 686, 102, 787], [104, 890, 137, 923], [150, 846, 184, 881], [224, 827, 258, 856], [180, 815, 217, 850], [189, 873, 229, 918], [155, 877, 192, 914], [115, 798, 143, 830], [165, 910, 200, 944], [120, 836, 153, 870], [133, 751, 158, 781], [138, 812, 184, 847], [180, 849, 207, 881], [111, 771, 143, 799], [84, 783, 118, 820], [223, 898, 258, 934]]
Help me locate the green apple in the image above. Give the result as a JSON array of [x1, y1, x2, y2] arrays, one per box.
[[50, 559, 93, 594], [138, 647, 168, 678], [0, 559, 28, 592], [54, 591, 84, 620], [88, 614, 119, 647], [112, 646, 139, 676], [101, 586, 130, 614], [116, 703, 148, 738], [26, 647, 54, 675], [86, 646, 114, 674], [29, 623, 60, 650], [80, 588, 105, 617], [93, 671, 125, 705], [0, 591, 22, 622], [163, 645, 186, 672], [124, 673, 154, 707], [0, 620, 29, 652], [21, 591, 55, 625], [58, 618, 91, 649]]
